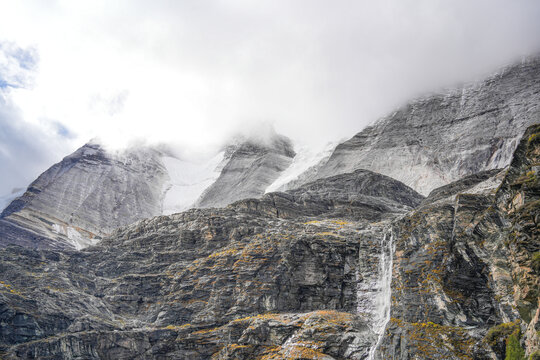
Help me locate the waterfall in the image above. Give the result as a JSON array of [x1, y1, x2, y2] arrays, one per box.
[[366, 229, 394, 360]]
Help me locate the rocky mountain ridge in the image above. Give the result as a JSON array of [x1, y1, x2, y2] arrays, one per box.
[[280, 56, 540, 196], [2, 57, 539, 252], [194, 133, 295, 209], [0, 57, 539, 359], [0, 123, 537, 360], [0, 159, 425, 359], [0, 133, 295, 250]]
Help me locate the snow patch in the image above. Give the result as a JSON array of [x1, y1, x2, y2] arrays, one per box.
[[162, 151, 225, 215], [265, 141, 337, 193], [51, 223, 99, 250]]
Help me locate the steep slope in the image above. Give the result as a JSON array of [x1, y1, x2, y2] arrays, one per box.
[[0, 126, 538, 359], [235, 169, 424, 221], [0, 132, 295, 250], [0, 142, 168, 250], [375, 124, 540, 359], [283, 56, 540, 195], [194, 134, 295, 208], [0, 167, 423, 359]]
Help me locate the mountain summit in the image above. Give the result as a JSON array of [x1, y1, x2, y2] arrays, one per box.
[[281, 57, 540, 195], [0, 56, 539, 359], [0, 132, 295, 250]]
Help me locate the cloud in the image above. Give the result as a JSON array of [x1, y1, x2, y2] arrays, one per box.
[[88, 90, 129, 116], [0, 41, 38, 89], [0, 91, 73, 195], [0, 0, 539, 195]]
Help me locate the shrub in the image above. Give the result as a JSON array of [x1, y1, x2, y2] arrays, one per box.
[[485, 321, 520, 347], [505, 330, 525, 360], [532, 252, 540, 273]]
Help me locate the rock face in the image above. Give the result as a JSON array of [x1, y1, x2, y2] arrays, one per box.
[[282, 57, 540, 195], [0, 168, 422, 359], [0, 133, 295, 250], [0, 143, 168, 250], [1, 126, 537, 359], [194, 134, 295, 208], [234, 169, 424, 222], [0, 57, 539, 360], [375, 124, 540, 359]]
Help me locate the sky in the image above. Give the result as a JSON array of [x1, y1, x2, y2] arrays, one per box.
[[0, 0, 540, 196]]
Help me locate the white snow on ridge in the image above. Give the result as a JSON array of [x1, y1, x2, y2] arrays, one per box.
[[265, 141, 338, 193], [161, 151, 225, 215], [51, 223, 100, 250]]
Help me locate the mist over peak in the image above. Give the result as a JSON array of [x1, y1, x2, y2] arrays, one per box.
[[1, 1, 540, 197]]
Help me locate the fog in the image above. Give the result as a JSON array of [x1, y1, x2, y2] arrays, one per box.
[[1, 0, 540, 196]]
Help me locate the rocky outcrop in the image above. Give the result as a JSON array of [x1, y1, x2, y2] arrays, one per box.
[[0, 143, 168, 250], [375, 124, 540, 359], [3, 57, 539, 253], [283, 57, 540, 195], [0, 56, 539, 359], [0, 164, 424, 359], [0, 126, 538, 359], [233, 169, 424, 221], [0, 133, 296, 251], [194, 133, 295, 208]]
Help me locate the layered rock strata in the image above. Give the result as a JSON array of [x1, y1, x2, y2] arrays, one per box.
[[375, 124, 540, 359], [0, 133, 295, 250], [282, 57, 540, 195], [0, 169, 422, 359]]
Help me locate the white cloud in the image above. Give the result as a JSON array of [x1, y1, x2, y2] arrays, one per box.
[[0, 0, 539, 194], [0, 41, 37, 89]]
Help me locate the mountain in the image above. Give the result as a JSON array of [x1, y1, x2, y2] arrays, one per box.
[[0, 57, 539, 359], [281, 56, 540, 195], [4, 56, 539, 252], [194, 133, 295, 208], [377, 123, 540, 359], [0, 155, 425, 359], [0, 142, 168, 250], [0, 133, 295, 250], [0, 124, 537, 360]]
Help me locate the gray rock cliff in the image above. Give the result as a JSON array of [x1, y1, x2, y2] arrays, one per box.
[[375, 124, 540, 359], [0, 125, 537, 359], [0, 142, 168, 250], [0, 133, 295, 250], [0, 57, 539, 360], [283, 57, 540, 195], [0, 163, 423, 359], [194, 134, 295, 208]]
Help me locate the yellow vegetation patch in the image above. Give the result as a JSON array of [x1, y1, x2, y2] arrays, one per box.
[[0, 281, 24, 296], [164, 323, 191, 330], [232, 313, 285, 324], [207, 248, 241, 259], [192, 327, 221, 335], [301, 310, 354, 324], [224, 343, 250, 349], [389, 318, 475, 359], [314, 232, 343, 238], [286, 345, 329, 359], [258, 345, 329, 360]]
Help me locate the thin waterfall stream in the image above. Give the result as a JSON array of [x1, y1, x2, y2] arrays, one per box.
[[366, 229, 394, 360]]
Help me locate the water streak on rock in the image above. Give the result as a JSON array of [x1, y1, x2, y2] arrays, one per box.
[[367, 229, 394, 360]]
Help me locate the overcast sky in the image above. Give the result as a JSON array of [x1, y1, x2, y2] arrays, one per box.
[[1, 0, 540, 196]]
